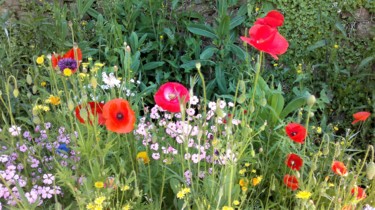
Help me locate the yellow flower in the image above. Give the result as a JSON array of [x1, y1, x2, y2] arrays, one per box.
[[78, 73, 88, 81], [36, 55, 44, 65], [316, 127, 322, 134], [182, 188, 191, 194], [252, 176, 262, 186], [136, 151, 150, 164], [233, 200, 240, 206], [86, 202, 95, 210], [63, 68, 73, 77], [91, 66, 99, 73], [222, 206, 234, 210], [328, 183, 334, 187], [94, 196, 106, 205], [334, 44, 339, 49], [239, 178, 248, 187], [94, 181, 104, 189], [296, 190, 312, 200], [122, 204, 132, 210], [241, 186, 248, 192], [245, 163, 250, 167], [159, 35, 164, 40], [255, 7, 260, 12], [273, 63, 278, 67], [177, 191, 185, 199], [40, 81, 47, 87], [94, 62, 105, 67], [251, 169, 256, 173], [45, 95, 61, 105], [239, 168, 246, 175], [94, 206, 102, 210], [82, 62, 90, 68], [333, 126, 339, 131], [121, 185, 131, 191]]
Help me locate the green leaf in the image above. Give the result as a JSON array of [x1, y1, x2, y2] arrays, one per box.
[[187, 24, 218, 39], [335, 22, 347, 38], [270, 93, 285, 117], [307, 40, 327, 51], [169, 178, 180, 194], [280, 96, 307, 119], [229, 15, 245, 30], [217, 15, 230, 39], [200, 47, 218, 60], [143, 61, 165, 71], [358, 55, 374, 70], [237, 94, 246, 104], [229, 43, 246, 60], [215, 65, 228, 93]]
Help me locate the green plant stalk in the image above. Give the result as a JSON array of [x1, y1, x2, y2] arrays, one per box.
[[197, 64, 207, 117], [249, 52, 264, 119]]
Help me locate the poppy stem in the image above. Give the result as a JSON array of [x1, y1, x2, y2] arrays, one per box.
[[249, 52, 264, 117]]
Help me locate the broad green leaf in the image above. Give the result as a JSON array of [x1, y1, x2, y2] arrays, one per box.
[[335, 22, 347, 38], [229, 15, 245, 30], [280, 96, 307, 119], [187, 24, 218, 39], [229, 43, 246, 60], [143, 61, 165, 71], [307, 40, 327, 51], [200, 47, 218, 60], [270, 93, 285, 117], [215, 65, 228, 93], [217, 15, 230, 39], [237, 94, 246, 104], [358, 55, 374, 70], [169, 178, 180, 194]]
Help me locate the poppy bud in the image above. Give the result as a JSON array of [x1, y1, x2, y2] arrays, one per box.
[[126, 46, 131, 52], [32, 85, 37, 94], [68, 21, 73, 28], [27, 92, 31, 99], [366, 162, 375, 180], [33, 116, 41, 124], [13, 88, 19, 98], [334, 142, 341, 158], [249, 105, 255, 113], [113, 65, 118, 72], [195, 62, 201, 70], [307, 95, 316, 107], [26, 75, 32, 85], [261, 98, 267, 107]]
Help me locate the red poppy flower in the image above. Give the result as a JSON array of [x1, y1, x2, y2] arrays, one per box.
[[350, 186, 366, 200], [240, 10, 288, 60], [154, 82, 190, 113], [283, 174, 298, 190], [52, 47, 83, 72], [351, 111, 371, 125], [102, 98, 136, 133], [331, 161, 348, 176], [75, 102, 105, 125], [285, 123, 307, 144], [285, 153, 303, 171]]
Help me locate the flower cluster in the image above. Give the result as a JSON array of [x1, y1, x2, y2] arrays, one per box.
[[0, 123, 79, 207]]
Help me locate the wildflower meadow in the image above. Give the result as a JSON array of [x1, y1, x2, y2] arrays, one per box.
[[0, 1, 374, 210]]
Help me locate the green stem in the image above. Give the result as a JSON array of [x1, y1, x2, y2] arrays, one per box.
[[249, 52, 263, 118]]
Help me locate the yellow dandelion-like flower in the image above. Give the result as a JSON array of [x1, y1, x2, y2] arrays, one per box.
[[328, 183, 335, 187], [36, 55, 44, 65], [94, 196, 106, 205], [182, 188, 191, 194], [252, 176, 262, 186], [222, 205, 234, 210], [159, 35, 164, 40], [273, 63, 278, 67], [296, 191, 312, 200], [255, 7, 260, 12], [251, 169, 256, 173], [40, 81, 47, 87], [233, 200, 240, 206], [121, 185, 131, 191], [245, 163, 250, 167], [239, 168, 246, 175], [334, 44, 339, 49], [86, 202, 95, 210], [94, 205, 102, 210], [177, 191, 185, 199], [239, 178, 248, 187], [78, 73, 88, 81], [122, 204, 132, 210], [91, 66, 99, 73], [241, 186, 248, 192], [46, 95, 61, 105], [333, 126, 339, 131], [94, 62, 105, 67], [82, 62, 90, 68], [63, 68, 73, 77], [94, 181, 104, 189], [316, 127, 322, 134], [136, 151, 150, 164]]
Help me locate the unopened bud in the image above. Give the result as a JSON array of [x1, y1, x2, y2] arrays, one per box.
[[366, 162, 375, 180], [68, 21, 73, 28], [32, 85, 37, 94], [307, 95, 316, 107], [260, 98, 267, 107], [26, 75, 33, 85], [13, 88, 19, 98], [113, 65, 118, 72], [126, 46, 131, 52], [195, 62, 201, 70]]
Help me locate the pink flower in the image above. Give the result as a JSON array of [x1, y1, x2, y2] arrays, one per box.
[[154, 82, 190, 113]]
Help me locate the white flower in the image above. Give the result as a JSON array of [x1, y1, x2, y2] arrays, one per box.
[[8, 125, 21, 136], [190, 96, 199, 105], [219, 100, 226, 109], [228, 102, 235, 107], [102, 72, 121, 88], [208, 102, 217, 110]]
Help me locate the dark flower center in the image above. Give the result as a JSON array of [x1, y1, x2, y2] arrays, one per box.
[[291, 131, 297, 136], [58, 58, 77, 70], [116, 112, 124, 120]]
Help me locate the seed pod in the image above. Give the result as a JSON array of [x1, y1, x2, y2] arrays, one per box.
[[13, 88, 19, 98], [307, 95, 316, 107], [32, 85, 37, 94]]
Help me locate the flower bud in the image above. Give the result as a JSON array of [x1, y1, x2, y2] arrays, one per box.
[[26, 75, 33, 85], [366, 162, 375, 180], [32, 85, 37, 94], [195, 62, 201, 70], [13, 88, 19, 98], [260, 98, 267, 107], [307, 95, 316, 107]]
